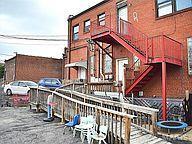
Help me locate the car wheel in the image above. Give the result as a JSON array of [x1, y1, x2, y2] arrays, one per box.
[[27, 90, 30, 96], [6, 89, 12, 96]]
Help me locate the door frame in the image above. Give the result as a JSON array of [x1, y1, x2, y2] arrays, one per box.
[[116, 58, 129, 82]]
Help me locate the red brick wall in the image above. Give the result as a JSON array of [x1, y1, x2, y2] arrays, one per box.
[[9, 54, 62, 82], [128, 0, 192, 98], [69, 46, 87, 80], [67, 0, 117, 80], [5, 58, 16, 83], [67, 0, 192, 98]]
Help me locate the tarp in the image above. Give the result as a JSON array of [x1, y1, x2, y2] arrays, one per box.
[[65, 61, 87, 69]]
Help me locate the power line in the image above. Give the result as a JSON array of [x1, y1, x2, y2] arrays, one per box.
[[0, 53, 14, 56], [0, 35, 68, 41], [0, 41, 66, 45], [0, 34, 68, 37]]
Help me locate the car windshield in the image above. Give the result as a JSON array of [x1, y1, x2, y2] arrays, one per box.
[[25, 81, 38, 87]]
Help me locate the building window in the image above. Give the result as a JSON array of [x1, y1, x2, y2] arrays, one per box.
[[176, 0, 192, 11], [98, 13, 105, 26], [73, 25, 79, 40], [84, 19, 90, 33], [156, 0, 192, 17], [188, 37, 192, 75], [104, 54, 112, 73], [157, 0, 173, 17], [133, 56, 140, 71], [90, 55, 95, 76]]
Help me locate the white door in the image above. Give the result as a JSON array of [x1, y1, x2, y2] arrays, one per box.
[[78, 67, 86, 79], [116, 59, 128, 82], [117, 5, 128, 33]]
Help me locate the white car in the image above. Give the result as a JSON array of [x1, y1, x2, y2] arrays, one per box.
[[4, 81, 38, 95]]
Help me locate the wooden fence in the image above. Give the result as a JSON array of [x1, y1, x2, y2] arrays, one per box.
[[29, 87, 135, 144], [56, 89, 159, 135]]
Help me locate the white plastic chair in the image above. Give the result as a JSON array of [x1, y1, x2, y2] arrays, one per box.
[[90, 125, 108, 144], [73, 117, 88, 137], [81, 115, 96, 143]]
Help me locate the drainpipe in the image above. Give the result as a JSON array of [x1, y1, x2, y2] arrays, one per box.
[[67, 15, 73, 80], [14, 53, 17, 81]]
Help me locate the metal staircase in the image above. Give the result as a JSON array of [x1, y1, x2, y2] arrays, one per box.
[[90, 15, 182, 97]]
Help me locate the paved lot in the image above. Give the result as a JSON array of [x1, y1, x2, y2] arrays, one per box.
[[0, 86, 191, 144], [0, 86, 12, 107], [0, 107, 82, 144]]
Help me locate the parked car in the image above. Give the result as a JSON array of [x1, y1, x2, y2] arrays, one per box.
[[38, 78, 63, 90], [4, 81, 38, 95]]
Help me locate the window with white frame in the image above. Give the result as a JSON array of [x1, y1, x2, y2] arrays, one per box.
[[98, 13, 105, 26], [73, 25, 79, 40], [157, 0, 173, 17], [104, 54, 112, 73], [90, 55, 95, 76], [156, 0, 192, 17], [84, 19, 90, 32], [188, 37, 192, 75]]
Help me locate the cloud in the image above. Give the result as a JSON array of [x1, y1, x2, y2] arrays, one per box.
[[0, 0, 103, 60]]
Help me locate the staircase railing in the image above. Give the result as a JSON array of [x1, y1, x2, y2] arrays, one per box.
[[149, 35, 182, 61], [54, 88, 159, 134], [29, 87, 135, 144], [124, 60, 150, 92], [85, 82, 115, 94], [119, 19, 148, 59], [90, 14, 182, 63]]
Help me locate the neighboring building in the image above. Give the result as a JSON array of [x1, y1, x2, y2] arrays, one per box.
[[4, 54, 63, 83], [65, 0, 192, 101]]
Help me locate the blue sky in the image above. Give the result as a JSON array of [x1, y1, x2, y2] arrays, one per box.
[[0, 0, 102, 62]]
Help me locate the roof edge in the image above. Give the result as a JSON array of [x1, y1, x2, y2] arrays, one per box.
[[68, 0, 110, 20]]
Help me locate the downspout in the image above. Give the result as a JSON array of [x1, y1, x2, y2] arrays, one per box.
[[14, 53, 17, 81], [86, 46, 89, 83], [67, 15, 73, 80]]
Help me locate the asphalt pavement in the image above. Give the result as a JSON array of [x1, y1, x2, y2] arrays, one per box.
[[0, 107, 83, 144], [0, 86, 12, 107]]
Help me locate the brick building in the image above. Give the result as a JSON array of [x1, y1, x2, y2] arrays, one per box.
[[4, 54, 64, 83], [65, 0, 192, 102]]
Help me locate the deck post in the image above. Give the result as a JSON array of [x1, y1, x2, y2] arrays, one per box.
[[96, 109, 100, 126], [36, 88, 40, 112], [61, 98, 65, 123], [162, 62, 167, 120], [76, 103, 80, 114], [124, 116, 131, 144], [152, 112, 157, 135]]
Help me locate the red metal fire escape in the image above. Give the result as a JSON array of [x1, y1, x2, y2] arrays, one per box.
[[90, 15, 182, 120]]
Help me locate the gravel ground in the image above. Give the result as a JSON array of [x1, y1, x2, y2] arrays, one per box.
[[0, 86, 12, 107], [0, 107, 83, 144]]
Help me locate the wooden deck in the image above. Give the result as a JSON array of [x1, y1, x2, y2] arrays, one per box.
[[29, 87, 173, 144]]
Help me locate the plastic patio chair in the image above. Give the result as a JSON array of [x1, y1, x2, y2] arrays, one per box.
[[73, 116, 88, 137], [81, 115, 97, 143], [63, 114, 80, 134], [90, 125, 108, 144]]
